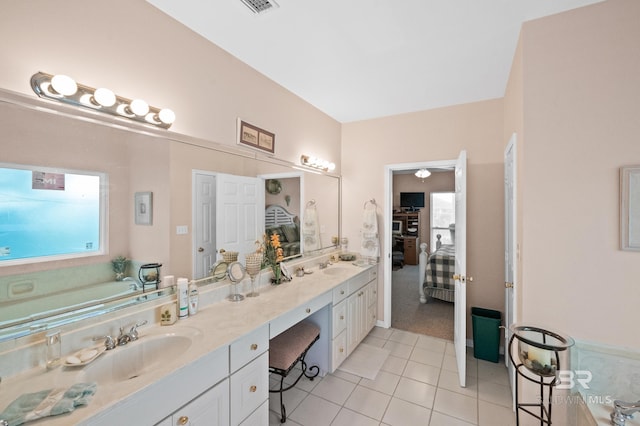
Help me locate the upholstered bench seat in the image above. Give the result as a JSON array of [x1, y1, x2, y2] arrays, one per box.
[[269, 320, 320, 423]]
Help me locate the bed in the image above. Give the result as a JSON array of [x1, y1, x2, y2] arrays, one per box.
[[265, 204, 301, 257], [418, 242, 456, 304]]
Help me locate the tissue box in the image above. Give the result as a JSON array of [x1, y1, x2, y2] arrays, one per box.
[[160, 303, 177, 325]]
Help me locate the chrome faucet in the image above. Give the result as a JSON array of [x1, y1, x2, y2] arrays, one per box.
[[611, 399, 640, 425], [117, 320, 148, 346], [93, 335, 116, 350]]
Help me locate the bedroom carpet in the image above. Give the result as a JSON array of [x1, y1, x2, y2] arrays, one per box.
[[336, 343, 390, 380], [391, 264, 454, 341]]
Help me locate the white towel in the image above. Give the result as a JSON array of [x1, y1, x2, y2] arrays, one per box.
[[303, 205, 321, 251], [360, 205, 379, 259]]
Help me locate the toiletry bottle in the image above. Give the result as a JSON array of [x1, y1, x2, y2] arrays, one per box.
[[177, 278, 189, 319], [188, 282, 199, 316], [46, 330, 61, 370]]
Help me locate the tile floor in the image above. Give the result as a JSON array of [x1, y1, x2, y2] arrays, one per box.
[[268, 327, 516, 426]]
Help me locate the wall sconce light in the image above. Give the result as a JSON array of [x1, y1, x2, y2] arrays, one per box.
[[415, 169, 431, 180], [30, 72, 175, 129], [300, 155, 336, 172]]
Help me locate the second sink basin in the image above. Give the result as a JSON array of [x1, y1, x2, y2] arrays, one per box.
[[77, 327, 201, 384]]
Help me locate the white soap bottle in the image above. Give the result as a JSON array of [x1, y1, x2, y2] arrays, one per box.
[[188, 282, 199, 316], [177, 278, 189, 319]]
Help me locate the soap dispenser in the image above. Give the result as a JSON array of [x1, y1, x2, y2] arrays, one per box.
[[177, 278, 189, 319], [188, 282, 199, 316]]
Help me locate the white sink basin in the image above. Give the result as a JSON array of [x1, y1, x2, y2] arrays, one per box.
[[323, 267, 351, 276], [76, 328, 200, 383]]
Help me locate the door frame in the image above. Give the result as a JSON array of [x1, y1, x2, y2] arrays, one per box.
[[504, 133, 518, 402], [382, 159, 457, 328]]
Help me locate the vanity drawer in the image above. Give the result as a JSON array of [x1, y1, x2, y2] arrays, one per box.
[[230, 324, 269, 372], [269, 291, 332, 338], [332, 331, 347, 371], [332, 299, 347, 337], [332, 281, 348, 304], [347, 269, 371, 294], [230, 351, 269, 426]]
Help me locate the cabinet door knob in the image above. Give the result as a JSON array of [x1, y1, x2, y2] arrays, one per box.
[[306, 308, 311, 313], [250, 343, 258, 350], [250, 385, 257, 392], [340, 315, 344, 320], [178, 416, 189, 425], [339, 347, 344, 353], [340, 290, 345, 295]]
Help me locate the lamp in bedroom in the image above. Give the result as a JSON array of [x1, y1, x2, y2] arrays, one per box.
[[415, 169, 431, 181]]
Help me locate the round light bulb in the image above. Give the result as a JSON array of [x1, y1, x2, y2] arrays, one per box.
[[328, 162, 336, 172], [93, 88, 116, 107], [157, 108, 175, 124], [129, 99, 149, 116], [50, 74, 77, 96]]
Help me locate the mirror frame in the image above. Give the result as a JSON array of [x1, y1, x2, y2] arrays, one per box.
[[0, 89, 341, 342], [621, 165, 640, 251]]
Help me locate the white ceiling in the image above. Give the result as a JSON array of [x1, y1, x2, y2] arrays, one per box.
[[147, 0, 602, 123]]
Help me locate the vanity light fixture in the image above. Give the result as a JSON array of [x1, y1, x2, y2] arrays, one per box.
[[415, 168, 431, 180], [30, 72, 175, 129], [300, 155, 336, 172]]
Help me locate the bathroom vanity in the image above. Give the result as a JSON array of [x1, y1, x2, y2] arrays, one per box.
[[0, 259, 377, 425]]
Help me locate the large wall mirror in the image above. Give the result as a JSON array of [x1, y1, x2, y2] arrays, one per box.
[[0, 91, 340, 341]]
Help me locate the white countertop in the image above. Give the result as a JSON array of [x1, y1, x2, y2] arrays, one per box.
[[0, 261, 372, 425]]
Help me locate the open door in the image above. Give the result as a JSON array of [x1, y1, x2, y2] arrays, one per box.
[[194, 171, 216, 279], [504, 134, 517, 401], [453, 150, 468, 387]]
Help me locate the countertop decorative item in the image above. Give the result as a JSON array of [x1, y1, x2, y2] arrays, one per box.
[[266, 179, 282, 194], [111, 256, 129, 281], [261, 233, 284, 284]]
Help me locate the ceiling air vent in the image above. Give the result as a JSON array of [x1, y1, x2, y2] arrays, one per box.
[[240, 0, 279, 14]]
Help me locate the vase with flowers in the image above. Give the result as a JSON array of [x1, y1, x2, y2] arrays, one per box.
[[261, 232, 285, 284]]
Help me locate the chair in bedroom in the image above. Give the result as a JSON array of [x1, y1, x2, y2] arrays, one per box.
[[392, 236, 404, 269]]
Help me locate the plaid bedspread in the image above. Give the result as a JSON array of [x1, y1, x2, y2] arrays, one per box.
[[423, 244, 456, 302]]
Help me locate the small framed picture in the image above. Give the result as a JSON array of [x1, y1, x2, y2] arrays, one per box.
[[135, 191, 153, 225], [237, 119, 275, 154]]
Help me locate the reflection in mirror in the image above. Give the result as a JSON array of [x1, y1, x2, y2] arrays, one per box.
[[0, 90, 340, 342], [0, 164, 106, 264], [263, 173, 303, 260]]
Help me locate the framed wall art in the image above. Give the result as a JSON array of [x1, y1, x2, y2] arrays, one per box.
[[237, 119, 275, 154], [135, 191, 153, 225]]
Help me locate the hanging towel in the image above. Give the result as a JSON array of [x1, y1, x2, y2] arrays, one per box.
[[360, 204, 379, 259], [0, 382, 97, 426], [302, 204, 321, 251]]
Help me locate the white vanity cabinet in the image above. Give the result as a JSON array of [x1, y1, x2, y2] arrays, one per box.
[[157, 379, 230, 426]]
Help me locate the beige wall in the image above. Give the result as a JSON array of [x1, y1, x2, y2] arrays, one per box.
[[509, 0, 640, 349], [0, 0, 341, 168], [342, 100, 506, 335]]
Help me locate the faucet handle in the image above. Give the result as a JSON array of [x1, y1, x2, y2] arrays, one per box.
[[129, 320, 148, 341], [93, 335, 116, 350]]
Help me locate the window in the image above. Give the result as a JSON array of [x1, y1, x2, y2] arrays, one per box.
[[430, 192, 455, 250], [0, 163, 106, 265]]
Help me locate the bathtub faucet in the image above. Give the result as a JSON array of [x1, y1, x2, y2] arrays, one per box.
[[611, 399, 640, 425]]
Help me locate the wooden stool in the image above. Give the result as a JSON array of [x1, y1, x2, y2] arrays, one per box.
[[269, 320, 320, 423]]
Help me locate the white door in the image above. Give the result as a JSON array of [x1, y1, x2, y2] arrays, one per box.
[[504, 134, 517, 398], [215, 173, 264, 265], [194, 172, 216, 279], [454, 150, 468, 387]]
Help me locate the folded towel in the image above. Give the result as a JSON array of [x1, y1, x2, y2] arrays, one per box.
[[360, 205, 379, 258], [303, 206, 321, 251], [0, 382, 97, 426]]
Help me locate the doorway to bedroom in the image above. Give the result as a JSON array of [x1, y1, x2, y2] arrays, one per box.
[[388, 163, 455, 341]]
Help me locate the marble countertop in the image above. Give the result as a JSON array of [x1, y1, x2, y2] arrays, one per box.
[[0, 261, 373, 425]]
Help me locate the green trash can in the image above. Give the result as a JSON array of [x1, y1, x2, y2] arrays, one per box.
[[471, 307, 501, 363]]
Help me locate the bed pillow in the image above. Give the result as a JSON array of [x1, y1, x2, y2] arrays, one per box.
[[281, 223, 299, 243]]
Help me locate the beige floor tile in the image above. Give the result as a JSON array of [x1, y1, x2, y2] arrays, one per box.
[[269, 386, 308, 419], [466, 358, 478, 378], [380, 355, 407, 376], [388, 329, 419, 346], [433, 388, 478, 424], [344, 386, 392, 421], [416, 335, 448, 353], [269, 409, 303, 425], [410, 346, 445, 368], [403, 360, 441, 386], [477, 360, 510, 386], [288, 394, 341, 426], [478, 400, 516, 426], [442, 354, 459, 372], [477, 379, 512, 408], [382, 397, 432, 426], [331, 369, 362, 384], [383, 341, 413, 359], [368, 326, 393, 340], [359, 370, 401, 395], [331, 408, 380, 426], [438, 369, 478, 398], [446, 342, 456, 357], [362, 335, 387, 348], [393, 377, 437, 409], [429, 411, 476, 426], [311, 374, 357, 405]]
